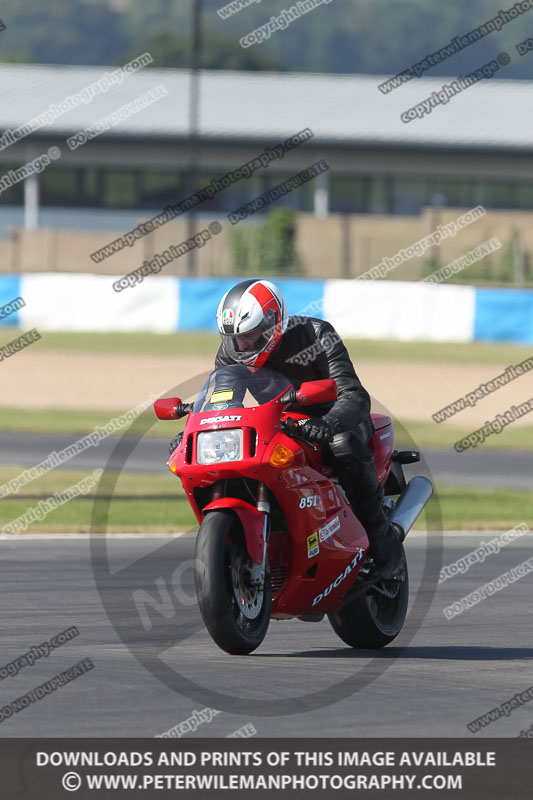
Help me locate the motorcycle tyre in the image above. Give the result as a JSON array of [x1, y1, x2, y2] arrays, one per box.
[[195, 510, 271, 655], [327, 544, 409, 649]]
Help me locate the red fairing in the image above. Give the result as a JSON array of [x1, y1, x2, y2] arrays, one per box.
[[202, 498, 265, 564], [369, 413, 394, 485]]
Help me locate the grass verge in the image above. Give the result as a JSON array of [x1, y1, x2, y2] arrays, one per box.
[[1, 406, 531, 451], [1, 327, 530, 365], [420, 485, 533, 531], [0, 467, 196, 533], [0, 467, 529, 533], [395, 420, 533, 452], [0, 406, 179, 437]]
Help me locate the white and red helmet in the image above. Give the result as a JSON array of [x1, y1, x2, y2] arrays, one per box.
[[216, 279, 288, 366]]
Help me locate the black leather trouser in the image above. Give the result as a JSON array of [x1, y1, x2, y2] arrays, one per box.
[[322, 419, 388, 540]]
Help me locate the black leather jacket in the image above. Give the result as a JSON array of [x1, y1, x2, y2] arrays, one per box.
[[215, 316, 371, 433]]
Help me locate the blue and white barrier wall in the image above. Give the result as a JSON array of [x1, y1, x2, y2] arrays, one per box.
[[0, 273, 532, 345]]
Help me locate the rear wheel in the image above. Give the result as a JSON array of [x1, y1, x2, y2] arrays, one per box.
[[194, 510, 271, 655], [327, 545, 408, 649]]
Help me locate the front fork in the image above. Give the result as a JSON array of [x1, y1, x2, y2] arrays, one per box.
[[203, 482, 270, 580], [249, 482, 269, 587]]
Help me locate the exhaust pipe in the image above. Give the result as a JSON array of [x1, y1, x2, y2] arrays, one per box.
[[389, 476, 434, 540]]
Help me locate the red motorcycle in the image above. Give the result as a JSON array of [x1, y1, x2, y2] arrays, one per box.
[[154, 365, 433, 655]]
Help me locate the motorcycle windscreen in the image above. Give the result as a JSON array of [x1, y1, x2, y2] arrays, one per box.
[[193, 365, 291, 412]]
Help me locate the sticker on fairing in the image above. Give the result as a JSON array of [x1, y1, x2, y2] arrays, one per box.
[[210, 390, 234, 403], [312, 547, 364, 606], [307, 532, 319, 559], [299, 494, 318, 509], [319, 515, 340, 542], [199, 415, 242, 425]]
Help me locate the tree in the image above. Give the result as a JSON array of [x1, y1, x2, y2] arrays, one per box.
[[118, 29, 284, 71], [0, 0, 128, 65], [0, 0, 529, 79], [231, 208, 301, 276]]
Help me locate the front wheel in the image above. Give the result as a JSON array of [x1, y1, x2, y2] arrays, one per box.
[[194, 510, 271, 655], [327, 545, 409, 649]]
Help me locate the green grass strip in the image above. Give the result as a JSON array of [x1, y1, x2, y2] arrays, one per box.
[[0, 468, 529, 533], [1, 406, 531, 451], [1, 327, 530, 365]]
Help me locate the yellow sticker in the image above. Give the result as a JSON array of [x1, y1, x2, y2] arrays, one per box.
[[307, 532, 319, 559], [210, 390, 234, 403]]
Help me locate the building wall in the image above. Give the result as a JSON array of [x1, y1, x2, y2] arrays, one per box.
[[1, 206, 532, 282]]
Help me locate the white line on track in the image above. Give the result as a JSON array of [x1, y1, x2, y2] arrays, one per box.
[[431, 530, 532, 537], [0, 530, 530, 540]]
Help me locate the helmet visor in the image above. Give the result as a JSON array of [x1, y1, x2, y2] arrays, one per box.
[[221, 311, 277, 364]]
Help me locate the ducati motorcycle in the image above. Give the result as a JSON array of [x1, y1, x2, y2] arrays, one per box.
[[154, 365, 433, 655]]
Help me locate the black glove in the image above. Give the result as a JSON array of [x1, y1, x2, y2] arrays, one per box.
[[298, 417, 335, 445], [169, 432, 183, 456]]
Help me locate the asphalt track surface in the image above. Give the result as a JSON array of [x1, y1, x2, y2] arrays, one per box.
[[1, 431, 531, 489], [0, 532, 531, 738]]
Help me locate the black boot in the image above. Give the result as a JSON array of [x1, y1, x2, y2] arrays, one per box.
[[325, 430, 404, 578], [352, 488, 404, 579], [368, 518, 405, 579]]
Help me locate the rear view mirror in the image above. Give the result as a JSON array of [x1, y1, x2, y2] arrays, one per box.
[[296, 379, 337, 406], [154, 397, 184, 420]]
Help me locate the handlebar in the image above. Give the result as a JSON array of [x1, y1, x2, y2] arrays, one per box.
[[281, 417, 319, 452]]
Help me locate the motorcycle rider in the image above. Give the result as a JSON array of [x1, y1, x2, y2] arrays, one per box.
[[213, 278, 403, 578]]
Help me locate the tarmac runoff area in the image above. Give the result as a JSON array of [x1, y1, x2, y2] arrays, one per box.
[[0, 531, 530, 737]]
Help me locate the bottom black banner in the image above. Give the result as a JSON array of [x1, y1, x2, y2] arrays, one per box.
[[0, 738, 530, 799]]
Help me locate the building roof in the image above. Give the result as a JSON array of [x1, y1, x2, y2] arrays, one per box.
[[0, 63, 530, 151]]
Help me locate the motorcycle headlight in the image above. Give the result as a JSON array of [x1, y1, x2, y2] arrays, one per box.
[[197, 429, 243, 465]]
